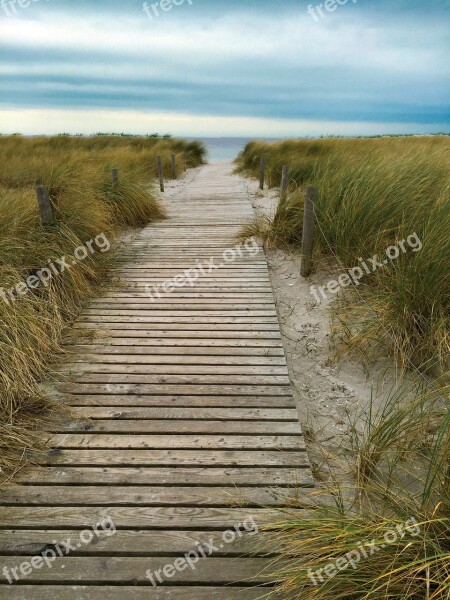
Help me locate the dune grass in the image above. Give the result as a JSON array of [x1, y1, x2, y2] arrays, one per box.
[[264, 392, 450, 600], [236, 136, 450, 373], [0, 134, 206, 479], [236, 136, 449, 599]]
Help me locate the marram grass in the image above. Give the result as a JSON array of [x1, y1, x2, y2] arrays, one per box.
[[262, 395, 450, 600], [236, 136, 450, 372], [236, 136, 450, 600], [0, 134, 205, 479]]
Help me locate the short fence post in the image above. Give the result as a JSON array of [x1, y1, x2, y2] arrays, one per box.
[[301, 185, 316, 277], [183, 151, 188, 170], [111, 168, 119, 186], [157, 156, 164, 192], [171, 153, 176, 179], [259, 157, 265, 190], [35, 185, 54, 226], [280, 165, 289, 199]]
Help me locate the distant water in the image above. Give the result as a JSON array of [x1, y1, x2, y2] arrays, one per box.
[[188, 137, 279, 162]]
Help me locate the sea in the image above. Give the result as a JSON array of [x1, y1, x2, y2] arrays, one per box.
[[188, 137, 280, 162]]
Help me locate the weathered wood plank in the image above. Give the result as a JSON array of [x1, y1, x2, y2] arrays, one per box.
[[65, 354, 287, 365], [0, 556, 274, 584], [64, 346, 286, 356], [64, 408, 299, 420], [1, 588, 275, 600], [47, 434, 304, 450], [58, 365, 288, 376], [60, 375, 290, 386], [50, 420, 300, 434], [76, 321, 280, 330], [93, 293, 274, 299], [37, 450, 309, 467], [0, 485, 303, 506], [58, 384, 292, 395], [0, 528, 274, 555], [14, 467, 313, 486], [62, 396, 296, 408], [0, 506, 302, 528], [74, 321, 279, 329], [62, 339, 285, 348], [79, 316, 279, 323]]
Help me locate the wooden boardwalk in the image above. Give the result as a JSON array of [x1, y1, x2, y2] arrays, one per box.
[[0, 163, 313, 599]]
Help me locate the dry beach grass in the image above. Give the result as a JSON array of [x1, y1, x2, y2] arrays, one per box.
[[236, 136, 450, 599], [0, 133, 205, 479]]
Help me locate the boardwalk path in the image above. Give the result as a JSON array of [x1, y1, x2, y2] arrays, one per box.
[[0, 163, 313, 599]]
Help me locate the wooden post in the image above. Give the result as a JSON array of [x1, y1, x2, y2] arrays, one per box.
[[157, 156, 164, 192], [171, 153, 176, 179], [183, 151, 188, 171], [259, 157, 265, 190], [280, 165, 289, 199], [35, 185, 54, 226], [301, 185, 317, 277], [111, 168, 119, 186]]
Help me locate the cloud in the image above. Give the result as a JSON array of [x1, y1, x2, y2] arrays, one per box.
[[0, 0, 448, 135]]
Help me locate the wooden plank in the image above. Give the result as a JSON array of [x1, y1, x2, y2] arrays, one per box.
[[66, 336, 283, 348], [37, 449, 310, 467], [114, 274, 270, 284], [63, 343, 285, 353], [61, 375, 291, 385], [66, 408, 299, 420], [79, 315, 278, 322], [110, 267, 269, 272], [62, 340, 285, 348], [15, 467, 313, 486], [80, 315, 278, 323], [102, 288, 274, 294], [0, 485, 304, 506], [106, 268, 268, 272], [104, 284, 273, 290], [62, 396, 296, 408], [47, 434, 305, 450], [0, 528, 274, 555], [51, 420, 300, 434], [58, 365, 288, 376], [1, 588, 275, 600], [93, 293, 274, 299], [64, 355, 287, 366], [0, 506, 301, 528], [77, 311, 278, 319], [61, 373, 289, 386], [73, 322, 280, 331], [59, 384, 292, 395], [0, 557, 274, 583]]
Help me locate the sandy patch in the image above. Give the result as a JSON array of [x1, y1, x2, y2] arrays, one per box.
[[240, 176, 408, 483]]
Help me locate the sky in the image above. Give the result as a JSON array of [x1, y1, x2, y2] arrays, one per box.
[[0, 0, 449, 137]]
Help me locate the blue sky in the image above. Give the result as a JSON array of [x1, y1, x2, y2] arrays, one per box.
[[0, 0, 449, 136]]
